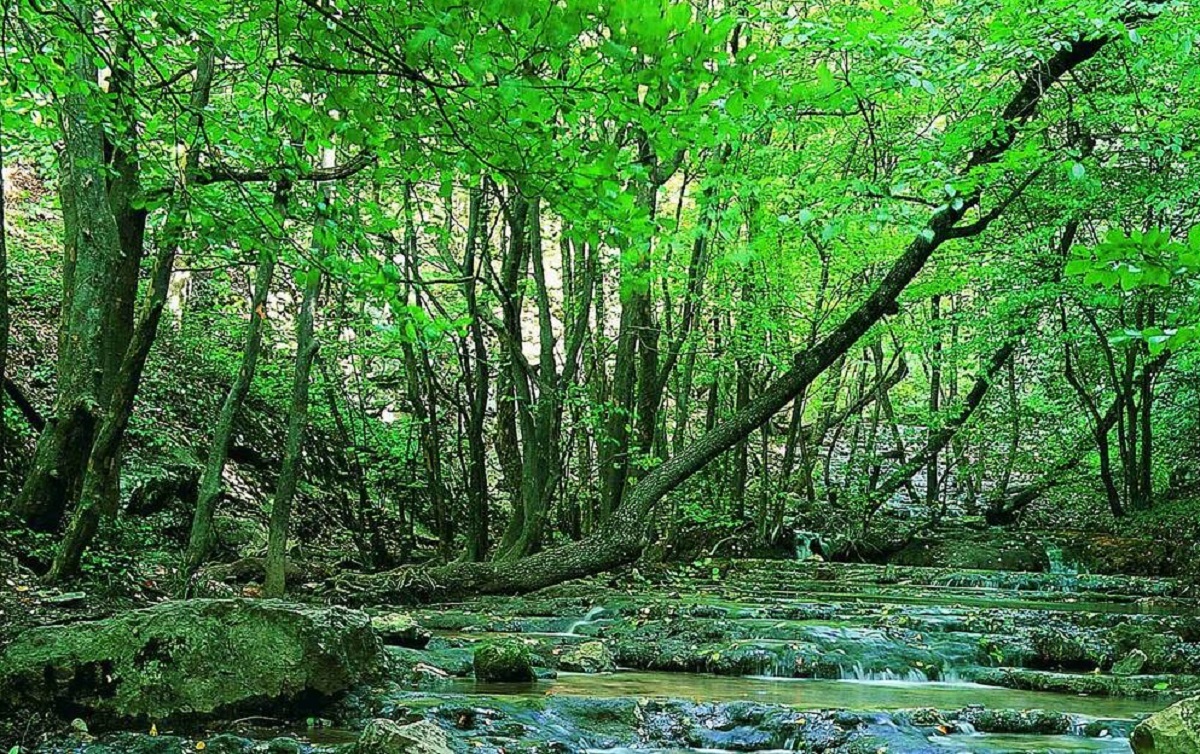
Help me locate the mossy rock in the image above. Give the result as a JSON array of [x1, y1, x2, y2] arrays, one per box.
[[558, 641, 616, 673], [1132, 695, 1200, 753], [353, 718, 453, 754], [1030, 627, 1113, 670], [473, 640, 535, 682], [1114, 649, 1150, 677], [371, 612, 431, 648], [0, 598, 384, 723]]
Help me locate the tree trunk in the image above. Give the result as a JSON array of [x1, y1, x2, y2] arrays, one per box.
[[461, 184, 491, 562], [263, 261, 321, 596], [861, 336, 1019, 534], [186, 236, 279, 572], [0, 113, 9, 476], [46, 221, 180, 580], [926, 295, 942, 507], [8, 5, 127, 530]]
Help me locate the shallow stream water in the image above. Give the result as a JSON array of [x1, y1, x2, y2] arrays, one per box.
[[451, 670, 1166, 720]]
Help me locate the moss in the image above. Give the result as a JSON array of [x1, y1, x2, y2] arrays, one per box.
[[0, 599, 384, 724], [1132, 696, 1200, 753], [557, 641, 616, 673], [472, 640, 535, 682]]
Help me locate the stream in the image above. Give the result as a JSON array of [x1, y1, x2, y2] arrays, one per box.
[[453, 671, 1165, 720], [23, 560, 1200, 753]]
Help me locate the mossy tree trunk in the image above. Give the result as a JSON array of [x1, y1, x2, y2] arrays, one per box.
[[8, 5, 131, 532], [263, 263, 321, 596], [461, 183, 491, 562], [186, 210, 282, 572], [263, 171, 328, 595], [46, 42, 216, 582], [0, 111, 9, 478]]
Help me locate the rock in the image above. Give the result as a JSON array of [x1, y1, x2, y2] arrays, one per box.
[[1030, 627, 1113, 670], [44, 592, 87, 606], [1132, 696, 1200, 753], [954, 707, 1072, 735], [558, 641, 616, 673], [214, 514, 269, 556], [473, 640, 535, 682], [266, 736, 303, 754], [0, 598, 385, 722], [83, 733, 194, 754], [1114, 649, 1149, 676], [353, 719, 453, 754], [202, 733, 255, 753], [372, 612, 431, 648]]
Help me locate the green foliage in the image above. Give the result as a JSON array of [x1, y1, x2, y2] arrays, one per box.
[[1067, 228, 1200, 354]]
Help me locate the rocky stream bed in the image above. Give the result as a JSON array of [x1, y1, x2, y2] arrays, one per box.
[[5, 560, 1200, 753]]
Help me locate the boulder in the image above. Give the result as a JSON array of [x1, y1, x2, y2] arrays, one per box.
[[1114, 649, 1149, 677], [372, 612, 431, 648], [473, 640, 535, 682], [353, 719, 453, 754], [0, 598, 385, 722], [559, 641, 616, 673], [266, 737, 303, 754], [1132, 696, 1200, 753]]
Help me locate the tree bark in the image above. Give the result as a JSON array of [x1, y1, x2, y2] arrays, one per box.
[[8, 3, 127, 530], [0, 112, 9, 476], [461, 183, 491, 562], [47, 43, 216, 581], [262, 262, 322, 596], [185, 233, 280, 572]]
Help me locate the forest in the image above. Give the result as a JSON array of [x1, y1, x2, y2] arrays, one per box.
[[3, 0, 1200, 753]]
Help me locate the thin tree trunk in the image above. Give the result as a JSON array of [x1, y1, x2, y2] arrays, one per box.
[[186, 207, 281, 572], [926, 295, 942, 507], [462, 184, 491, 561], [262, 261, 321, 596], [0, 114, 8, 476]]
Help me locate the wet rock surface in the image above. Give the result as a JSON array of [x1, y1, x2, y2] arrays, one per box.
[[0, 599, 385, 724], [1131, 695, 1200, 753], [472, 640, 536, 682], [21, 560, 1200, 753]]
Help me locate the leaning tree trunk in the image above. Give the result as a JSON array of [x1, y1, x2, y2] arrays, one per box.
[[985, 395, 1124, 524], [332, 25, 1136, 603], [859, 335, 1020, 537], [47, 226, 181, 580], [185, 236, 279, 572], [262, 263, 322, 597]]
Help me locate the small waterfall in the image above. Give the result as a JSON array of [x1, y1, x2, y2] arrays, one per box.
[[1045, 544, 1080, 591], [1046, 545, 1068, 574], [954, 721, 977, 735], [793, 531, 826, 561], [838, 663, 929, 683], [765, 648, 802, 677], [566, 606, 606, 635]]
